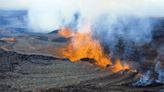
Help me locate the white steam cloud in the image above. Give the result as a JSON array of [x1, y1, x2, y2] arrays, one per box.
[[28, 0, 164, 32]]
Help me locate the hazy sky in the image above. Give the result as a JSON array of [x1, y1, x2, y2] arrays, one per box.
[[1, 0, 164, 16], [0, 0, 164, 12], [0, 0, 28, 9], [1, 0, 164, 32]]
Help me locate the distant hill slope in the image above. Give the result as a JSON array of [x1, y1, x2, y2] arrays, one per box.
[[0, 10, 29, 36]]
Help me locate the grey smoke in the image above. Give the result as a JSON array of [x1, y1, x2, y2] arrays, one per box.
[[93, 15, 153, 46], [92, 15, 154, 64], [133, 71, 154, 86], [155, 61, 164, 83], [155, 46, 164, 83]]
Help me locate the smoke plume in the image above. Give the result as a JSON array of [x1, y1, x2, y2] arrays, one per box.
[[28, 0, 164, 32]]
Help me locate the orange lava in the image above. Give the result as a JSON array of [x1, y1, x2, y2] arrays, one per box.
[[0, 37, 16, 41], [58, 27, 73, 38], [112, 59, 130, 72], [58, 25, 129, 72]]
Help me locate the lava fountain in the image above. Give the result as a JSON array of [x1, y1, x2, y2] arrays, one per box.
[[58, 24, 129, 72]]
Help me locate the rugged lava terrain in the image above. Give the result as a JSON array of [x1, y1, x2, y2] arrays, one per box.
[[0, 28, 164, 92]]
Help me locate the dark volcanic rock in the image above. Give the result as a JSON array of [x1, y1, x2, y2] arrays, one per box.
[[0, 49, 58, 73], [51, 37, 68, 42], [36, 36, 49, 41], [42, 70, 164, 92], [48, 30, 59, 34]]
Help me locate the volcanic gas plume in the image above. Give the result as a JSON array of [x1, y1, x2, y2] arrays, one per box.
[[58, 24, 129, 72]]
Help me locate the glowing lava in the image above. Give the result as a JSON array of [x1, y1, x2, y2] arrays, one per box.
[[58, 25, 129, 72], [0, 37, 16, 41], [112, 59, 130, 72]]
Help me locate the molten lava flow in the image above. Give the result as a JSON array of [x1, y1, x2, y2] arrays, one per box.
[[58, 25, 129, 72], [58, 26, 112, 68], [112, 59, 130, 72], [58, 27, 73, 38], [0, 37, 16, 41]]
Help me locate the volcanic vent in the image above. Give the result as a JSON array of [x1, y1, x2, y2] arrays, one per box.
[[57, 17, 164, 87], [58, 24, 130, 73]]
